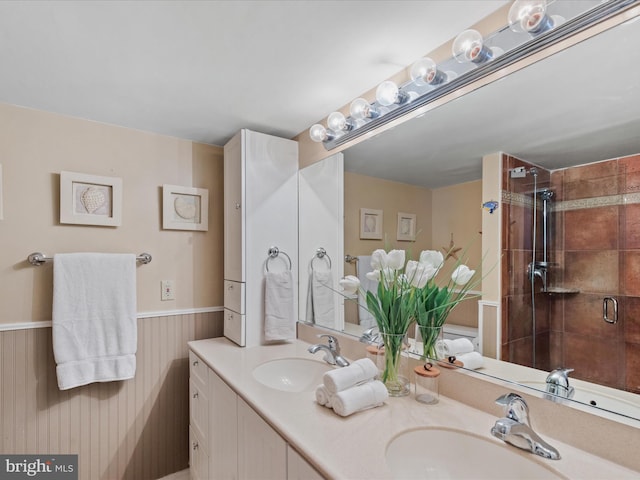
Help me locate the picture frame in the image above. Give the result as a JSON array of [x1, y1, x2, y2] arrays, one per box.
[[162, 184, 209, 231], [397, 212, 416, 241], [360, 208, 383, 240], [60, 171, 122, 226]]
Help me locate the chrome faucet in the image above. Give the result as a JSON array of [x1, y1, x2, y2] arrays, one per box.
[[308, 334, 350, 367], [491, 393, 561, 460], [359, 327, 380, 345], [546, 368, 575, 399]]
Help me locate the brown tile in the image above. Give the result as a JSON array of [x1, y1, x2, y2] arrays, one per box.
[[624, 296, 640, 344], [620, 154, 640, 194], [501, 297, 509, 347], [626, 343, 640, 393], [564, 206, 619, 250], [564, 293, 619, 340], [623, 251, 640, 296], [508, 204, 532, 251], [550, 170, 564, 202], [564, 250, 619, 294], [550, 211, 564, 256], [548, 295, 564, 332], [501, 250, 511, 296], [534, 293, 549, 334], [563, 159, 621, 200], [510, 250, 532, 296], [507, 294, 533, 341], [501, 204, 510, 249], [623, 204, 640, 250], [508, 337, 533, 368], [535, 332, 551, 372], [564, 333, 619, 387], [549, 331, 564, 368]]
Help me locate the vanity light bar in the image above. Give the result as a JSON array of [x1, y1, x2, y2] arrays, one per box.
[[314, 0, 636, 150]]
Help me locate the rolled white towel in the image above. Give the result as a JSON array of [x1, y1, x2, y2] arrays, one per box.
[[457, 351, 484, 370], [323, 358, 378, 394], [436, 338, 474, 357], [331, 380, 388, 417], [315, 384, 333, 408]]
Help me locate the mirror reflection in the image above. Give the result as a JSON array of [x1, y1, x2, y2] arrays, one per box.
[[298, 17, 640, 422]]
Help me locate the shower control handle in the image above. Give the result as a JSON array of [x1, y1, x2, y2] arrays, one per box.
[[603, 297, 618, 324]]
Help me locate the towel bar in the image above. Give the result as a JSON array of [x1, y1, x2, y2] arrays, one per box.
[[27, 252, 152, 266], [312, 247, 332, 270], [266, 246, 292, 271]]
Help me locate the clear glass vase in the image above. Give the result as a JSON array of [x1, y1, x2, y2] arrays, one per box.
[[379, 332, 410, 397], [416, 325, 444, 361]]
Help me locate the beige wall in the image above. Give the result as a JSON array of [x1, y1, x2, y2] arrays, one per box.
[[0, 103, 223, 323], [343, 173, 482, 328], [344, 172, 432, 273]]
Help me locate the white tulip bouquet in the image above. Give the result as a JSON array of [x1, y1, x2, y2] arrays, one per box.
[[340, 248, 480, 390]]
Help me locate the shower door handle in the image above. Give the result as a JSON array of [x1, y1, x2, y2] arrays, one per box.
[[603, 297, 618, 324]]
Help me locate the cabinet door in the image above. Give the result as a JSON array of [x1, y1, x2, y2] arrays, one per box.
[[189, 426, 208, 480], [237, 398, 287, 480], [224, 131, 245, 282], [209, 369, 238, 479], [287, 445, 325, 480]]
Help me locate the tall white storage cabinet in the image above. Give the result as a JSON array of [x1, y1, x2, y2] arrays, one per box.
[[223, 129, 298, 347]]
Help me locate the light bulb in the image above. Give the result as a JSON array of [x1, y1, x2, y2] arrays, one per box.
[[350, 98, 379, 120], [327, 112, 353, 132], [508, 0, 554, 35], [375, 81, 408, 107], [410, 57, 446, 85], [309, 124, 331, 143], [452, 29, 492, 64]]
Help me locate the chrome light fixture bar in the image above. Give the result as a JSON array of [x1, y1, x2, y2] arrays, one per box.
[[314, 0, 636, 150]]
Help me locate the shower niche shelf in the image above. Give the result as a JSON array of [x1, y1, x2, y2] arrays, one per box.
[[546, 287, 580, 295]]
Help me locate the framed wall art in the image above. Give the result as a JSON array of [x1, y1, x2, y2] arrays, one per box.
[[60, 171, 122, 226], [162, 184, 209, 231], [360, 208, 383, 240], [397, 212, 416, 241]]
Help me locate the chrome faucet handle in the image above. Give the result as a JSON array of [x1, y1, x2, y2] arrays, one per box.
[[546, 368, 574, 388], [495, 393, 530, 426], [318, 334, 340, 353]]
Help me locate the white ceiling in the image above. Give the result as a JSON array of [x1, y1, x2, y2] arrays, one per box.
[[0, 0, 507, 146]]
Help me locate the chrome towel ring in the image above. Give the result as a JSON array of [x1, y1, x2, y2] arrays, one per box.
[[266, 246, 292, 271]]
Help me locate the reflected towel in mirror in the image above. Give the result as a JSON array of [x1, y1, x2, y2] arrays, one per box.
[[305, 269, 335, 327], [357, 255, 377, 329]]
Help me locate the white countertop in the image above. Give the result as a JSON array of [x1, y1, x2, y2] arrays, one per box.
[[189, 337, 639, 480]]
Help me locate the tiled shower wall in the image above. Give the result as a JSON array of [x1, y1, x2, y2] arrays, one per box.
[[501, 155, 552, 371], [0, 312, 222, 480], [502, 153, 640, 393]]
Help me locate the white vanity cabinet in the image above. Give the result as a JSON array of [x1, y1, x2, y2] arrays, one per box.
[[189, 348, 324, 480], [223, 129, 298, 347]]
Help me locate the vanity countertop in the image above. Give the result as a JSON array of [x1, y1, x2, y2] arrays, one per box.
[[189, 337, 639, 480]]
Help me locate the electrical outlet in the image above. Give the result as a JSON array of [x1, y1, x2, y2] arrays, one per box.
[[161, 280, 175, 301]]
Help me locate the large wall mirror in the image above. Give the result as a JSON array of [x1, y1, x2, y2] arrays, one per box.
[[298, 13, 640, 425]]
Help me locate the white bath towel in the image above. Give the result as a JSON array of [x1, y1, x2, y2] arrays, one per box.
[[357, 255, 378, 329], [315, 384, 333, 408], [322, 358, 378, 394], [437, 338, 475, 357], [264, 270, 295, 341], [331, 380, 388, 417], [457, 351, 484, 370], [52, 253, 137, 390], [306, 270, 335, 327]]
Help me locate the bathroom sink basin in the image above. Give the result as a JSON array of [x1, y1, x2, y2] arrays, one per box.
[[252, 358, 333, 392], [386, 427, 566, 479]]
